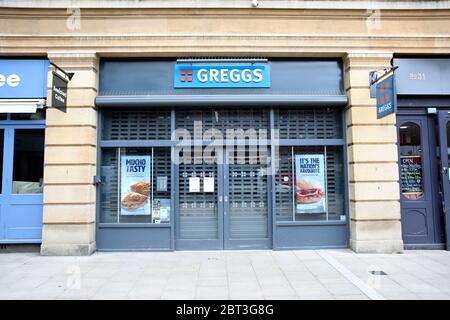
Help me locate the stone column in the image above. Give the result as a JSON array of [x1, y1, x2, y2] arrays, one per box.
[[344, 53, 403, 253], [41, 52, 98, 256]]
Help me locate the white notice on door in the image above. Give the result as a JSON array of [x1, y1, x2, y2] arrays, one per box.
[[189, 177, 200, 192], [203, 177, 214, 193]]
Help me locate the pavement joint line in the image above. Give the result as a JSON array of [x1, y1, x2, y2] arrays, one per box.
[[316, 250, 386, 301]]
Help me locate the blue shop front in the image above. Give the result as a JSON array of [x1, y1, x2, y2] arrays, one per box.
[[0, 59, 48, 244], [95, 59, 349, 251]]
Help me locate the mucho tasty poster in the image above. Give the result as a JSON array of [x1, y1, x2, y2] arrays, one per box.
[[120, 155, 151, 216]]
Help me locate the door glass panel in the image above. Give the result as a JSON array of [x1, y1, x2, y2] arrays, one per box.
[[228, 147, 269, 239], [12, 129, 44, 194], [399, 122, 424, 200], [179, 148, 218, 240], [0, 129, 3, 193]]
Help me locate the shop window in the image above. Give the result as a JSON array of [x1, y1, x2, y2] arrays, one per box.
[[100, 147, 171, 224], [102, 110, 171, 140], [399, 122, 423, 200], [275, 146, 344, 222], [12, 129, 44, 194], [10, 109, 46, 121], [275, 108, 342, 140]]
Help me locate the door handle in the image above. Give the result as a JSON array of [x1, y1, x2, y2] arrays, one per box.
[[442, 167, 448, 175], [218, 196, 223, 202], [224, 196, 228, 203]]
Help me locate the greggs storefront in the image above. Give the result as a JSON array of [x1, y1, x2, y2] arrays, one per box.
[[95, 59, 348, 251]]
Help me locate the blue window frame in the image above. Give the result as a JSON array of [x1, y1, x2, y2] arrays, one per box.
[[0, 112, 46, 243]]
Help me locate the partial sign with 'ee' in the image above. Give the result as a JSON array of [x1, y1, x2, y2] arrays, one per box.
[[376, 74, 396, 119]]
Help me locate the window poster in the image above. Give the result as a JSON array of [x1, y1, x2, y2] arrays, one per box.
[[152, 198, 171, 223], [400, 156, 423, 200], [295, 154, 326, 214], [120, 155, 152, 216]]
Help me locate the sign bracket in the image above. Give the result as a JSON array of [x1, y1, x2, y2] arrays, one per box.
[[49, 61, 74, 81]]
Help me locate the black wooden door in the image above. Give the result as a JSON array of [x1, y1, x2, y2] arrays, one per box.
[[437, 111, 450, 250], [398, 115, 437, 245]]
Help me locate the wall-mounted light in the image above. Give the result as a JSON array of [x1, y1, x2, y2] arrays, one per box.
[[252, 0, 259, 8]]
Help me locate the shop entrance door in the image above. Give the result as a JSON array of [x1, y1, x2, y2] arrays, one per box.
[[223, 146, 271, 249], [437, 110, 450, 250], [176, 145, 271, 250], [397, 115, 439, 245], [0, 125, 45, 243]]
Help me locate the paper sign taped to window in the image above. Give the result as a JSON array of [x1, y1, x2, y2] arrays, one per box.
[[189, 177, 200, 192], [203, 177, 215, 193]]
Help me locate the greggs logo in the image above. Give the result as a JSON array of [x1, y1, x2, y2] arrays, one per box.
[[378, 81, 391, 105], [174, 64, 270, 88], [180, 69, 193, 82]]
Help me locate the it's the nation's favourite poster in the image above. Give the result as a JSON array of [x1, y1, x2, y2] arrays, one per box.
[[295, 154, 326, 214]]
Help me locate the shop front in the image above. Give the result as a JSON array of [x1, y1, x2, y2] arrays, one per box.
[[0, 59, 48, 244], [95, 59, 348, 251], [395, 57, 450, 249]]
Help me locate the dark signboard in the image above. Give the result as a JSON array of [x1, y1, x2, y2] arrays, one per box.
[[52, 72, 68, 111], [98, 60, 345, 96], [376, 73, 396, 119], [400, 156, 423, 200], [394, 58, 450, 95]]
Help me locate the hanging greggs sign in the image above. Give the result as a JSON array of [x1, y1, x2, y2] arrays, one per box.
[[376, 73, 396, 119], [174, 64, 270, 88]]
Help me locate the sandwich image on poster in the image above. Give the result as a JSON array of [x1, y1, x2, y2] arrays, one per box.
[[120, 155, 152, 216], [295, 154, 326, 214]]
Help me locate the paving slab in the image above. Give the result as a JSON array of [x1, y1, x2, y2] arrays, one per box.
[[0, 249, 449, 300]]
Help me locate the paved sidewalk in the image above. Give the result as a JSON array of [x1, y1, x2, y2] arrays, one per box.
[[0, 249, 449, 300]]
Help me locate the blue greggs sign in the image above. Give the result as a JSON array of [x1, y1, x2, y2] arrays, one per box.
[[0, 59, 49, 99], [174, 63, 270, 88], [376, 74, 396, 119]]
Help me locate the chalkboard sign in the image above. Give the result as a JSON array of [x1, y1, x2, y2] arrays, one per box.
[[400, 156, 423, 200]]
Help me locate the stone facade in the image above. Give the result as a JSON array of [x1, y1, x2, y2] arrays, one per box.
[[345, 53, 403, 253], [41, 53, 99, 255], [1, 3, 449, 254]]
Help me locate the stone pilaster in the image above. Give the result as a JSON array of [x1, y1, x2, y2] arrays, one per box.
[[344, 53, 403, 253], [41, 52, 98, 256]]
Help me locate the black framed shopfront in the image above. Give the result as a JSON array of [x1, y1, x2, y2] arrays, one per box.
[[95, 59, 349, 251], [394, 57, 450, 250]]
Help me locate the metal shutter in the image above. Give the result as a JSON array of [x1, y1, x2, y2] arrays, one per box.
[[275, 108, 342, 139], [228, 150, 269, 239], [102, 109, 171, 140], [178, 151, 218, 239]]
